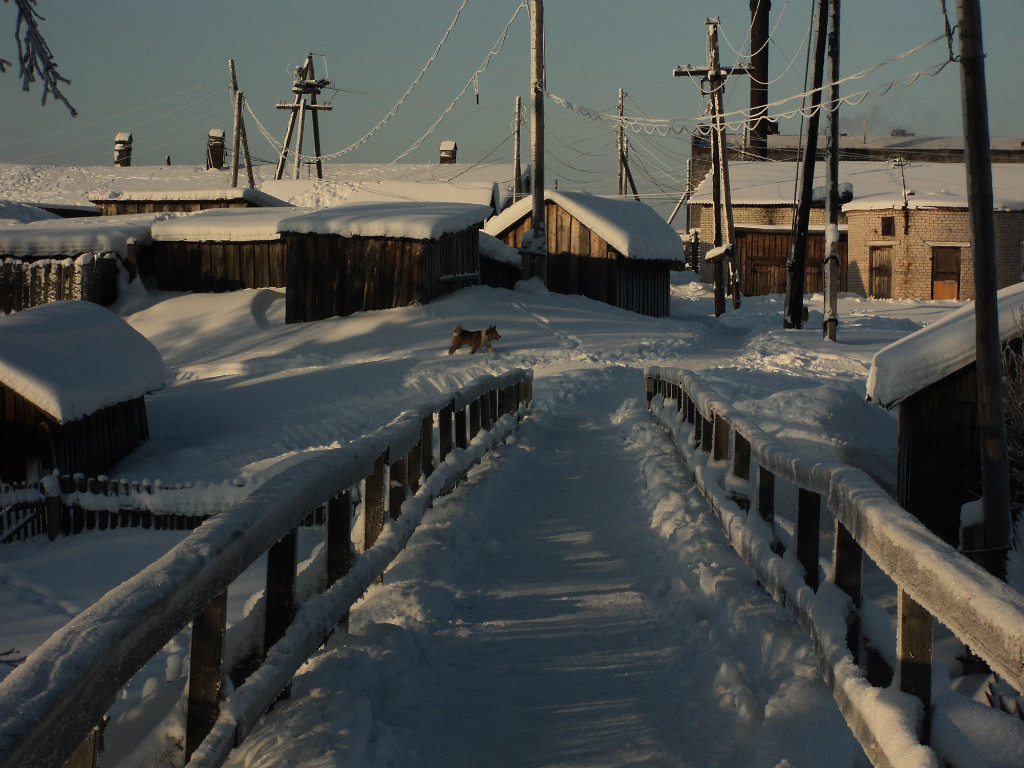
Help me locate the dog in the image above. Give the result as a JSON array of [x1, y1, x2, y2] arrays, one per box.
[[448, 324, 500, 355]]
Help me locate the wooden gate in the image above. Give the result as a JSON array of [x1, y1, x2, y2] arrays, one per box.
[[931, 246, 961, 300], [869, 246, 892, 299], [737, 230, 847, 296]]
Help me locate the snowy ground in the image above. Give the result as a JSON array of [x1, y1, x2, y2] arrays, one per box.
[[5, 264, 999, 767]]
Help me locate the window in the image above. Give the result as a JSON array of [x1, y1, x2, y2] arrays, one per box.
[[881, 216, 895, 237]]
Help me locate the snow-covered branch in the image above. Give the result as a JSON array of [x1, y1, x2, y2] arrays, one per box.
[[4, 0, 76, 116]]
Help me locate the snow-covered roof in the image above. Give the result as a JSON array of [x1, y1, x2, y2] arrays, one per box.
[[439, 140, 457, 151], [867, 282, 1024, 408], [690, 161, 1024, 212], [114, 132, 132, 144], [0, 213, 167, 257], [0, 200, 59, 226], [0, 301, 166, 423], [484, 190, 685, 262], [209, 129, 226, 139], [279, 201, 491, 240], [89, 187, 290, 207], [150, 207, 314, 242], [479, 231, 520, 266]]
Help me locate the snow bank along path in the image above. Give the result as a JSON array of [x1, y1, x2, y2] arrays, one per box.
[[0, 369, 532, 768], [219, 370, 864, 768], [646, 366, 1024, 768]]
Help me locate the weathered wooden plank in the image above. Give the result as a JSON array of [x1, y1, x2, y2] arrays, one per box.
[[185, 590, 228, 761]]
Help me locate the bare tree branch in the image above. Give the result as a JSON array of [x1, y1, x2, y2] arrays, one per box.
[[5, 0, 76, 116]]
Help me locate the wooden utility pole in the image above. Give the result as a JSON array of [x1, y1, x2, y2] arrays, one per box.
[[228, 59, 256, 188], [782, 0, 828, 329], [748, 0, 771, 160], [956, 0, 1011, 579], [522, 0, 547, 285], [822, 0, 840, 340], [274, 54, 333, 181], [617, 88, 625, 195], [513, 96, 523, 201]]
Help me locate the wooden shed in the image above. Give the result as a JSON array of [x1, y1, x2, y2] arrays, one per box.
[[278, 201, 492, 323], [0, 301, 166, 482], [114, 132, 133, 167], [145, 207, 305, 292], [439, 140, 458, 164], [867, 282, 1024, 547], [483, 191, 684, 317], [207, 129, 227, 170], [0, 214, 161, 313], [89, 187, 290, 217]]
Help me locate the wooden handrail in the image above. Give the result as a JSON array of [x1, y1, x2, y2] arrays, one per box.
[[645, 366, 1024, 768], [0, 369, 532, 768]]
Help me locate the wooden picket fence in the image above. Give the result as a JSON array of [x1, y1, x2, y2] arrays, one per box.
[[0, 369, 532, 768], [0, 253, 121, 314], [645, 367, 1024, 768]]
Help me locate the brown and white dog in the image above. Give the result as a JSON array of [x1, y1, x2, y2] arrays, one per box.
[[448, 324, 500, 355]]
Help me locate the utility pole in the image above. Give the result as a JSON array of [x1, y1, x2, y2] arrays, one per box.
[[822, 0, 840, 340], [513, 96, 523, 202], [274, 54, 333, 181], [782, 0, 828, 329], [617, 88, 625, 195], [956, 0, 1011, 579], [521, 0, 547, 285], [748, 0, 771, 160], [228, 59, 256, 188]]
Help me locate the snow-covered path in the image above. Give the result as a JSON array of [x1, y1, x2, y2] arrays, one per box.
[[224, 370, 862, 768]]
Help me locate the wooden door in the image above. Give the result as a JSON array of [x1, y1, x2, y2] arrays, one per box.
[[931, 246, 961, 300], [869, 246, 892, 299]]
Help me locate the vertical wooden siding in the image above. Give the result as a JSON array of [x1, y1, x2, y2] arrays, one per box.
[[147, 241, 287, 292], [736, 230, 848, 296], [0, 255, 120, 314]]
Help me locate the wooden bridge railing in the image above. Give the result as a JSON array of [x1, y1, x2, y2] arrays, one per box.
[[0, 368, 533, 768], [645, 366, 1024, 768]]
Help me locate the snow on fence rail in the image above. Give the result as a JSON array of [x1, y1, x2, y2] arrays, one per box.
[[0, 368, 533, 768], [644, 366, 1024, 768]]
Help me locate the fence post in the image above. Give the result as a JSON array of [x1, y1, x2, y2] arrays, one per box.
[[700, 413, 713, 453], [897, 588, 933, 743], [729, 432, 751, 510], [264, 527, 297, 680], [421, 414, 434, 480], [364, 451, 387, 550], [469, 397, 481, 439], [455, 407, 468, 450], [326, 491, 351, 586], [795, 489, 821, 590], [675, 384, 683, 412], [712, 413, 729, 462], [524, 377, 533, 407], [439, 404, 453, 463], [833, 520, 863, 663], [45, 493, 61, 541], [185, 590, 228, 761], [389, 454, 407, 521], [646, 376, 655, 409], [757, 465, 775, 524], [480, 392, 493, 432]]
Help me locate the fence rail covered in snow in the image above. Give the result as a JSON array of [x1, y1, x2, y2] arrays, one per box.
[[0, 368, 533, 768], [645, 367, 1024, 768]]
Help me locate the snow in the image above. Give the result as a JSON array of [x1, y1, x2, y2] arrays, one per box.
[[0, 213, 166, 257], [867, 281, 1024, 408], [478, 230, 520, 266], [278, 201, 492, 240], [0, 301, 166, 423], [706, 243, 732, 260], [149, 207, 312, 243], [89, 187, 290, 207], [0, 200, 58, 226], [484, 190, 685, 261], [690, 161, 1024, 212]]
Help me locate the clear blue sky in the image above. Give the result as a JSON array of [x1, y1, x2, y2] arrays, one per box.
[[0, 1, 1020, 198]]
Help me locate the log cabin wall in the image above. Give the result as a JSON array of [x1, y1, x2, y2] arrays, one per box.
[[146, 241, 287, 292], [0, 254, 120, 314], [494, 202, 671, 317], [284, 228, 479, 324]]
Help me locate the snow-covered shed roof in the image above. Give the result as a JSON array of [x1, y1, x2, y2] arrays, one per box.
[[867, 282, 1024, 409], [440, 140, 457, 151], [89, 187, 290, 207], [0, 200, 59, 226], [479, 231, 520, 266], [0, 213, 168, 257], [259, 178, 504, 213], [150, 207, 313, 242], [690, 161, 1024, 212], [0, 301, 166, 423], [484, 190, 685, 261], [279, 201, 492, 241]]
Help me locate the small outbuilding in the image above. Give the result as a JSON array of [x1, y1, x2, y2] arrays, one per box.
[[206, 129, 226, 170], [279, 201, 492, 323], [89, 187, 290, 217], [0, 301, 166, 482], [145, 207, 308, 292], [483, 191, 684, 317], [114, 132, 133, 167], [439, 140, 458, 164], [866, 282, 1024, 547]]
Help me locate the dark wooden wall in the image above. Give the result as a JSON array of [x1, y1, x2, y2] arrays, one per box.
[[1, 254, 120, 314], [480, 255, 520, 291], [736, 230, 848, 296], [284, 228, 479, 324], [897, 365, 980, 547], [1, 386, 149, 482], [145, 241, 287, 292], [95, 200, 256, 216], [494, 201, 672, 316]]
